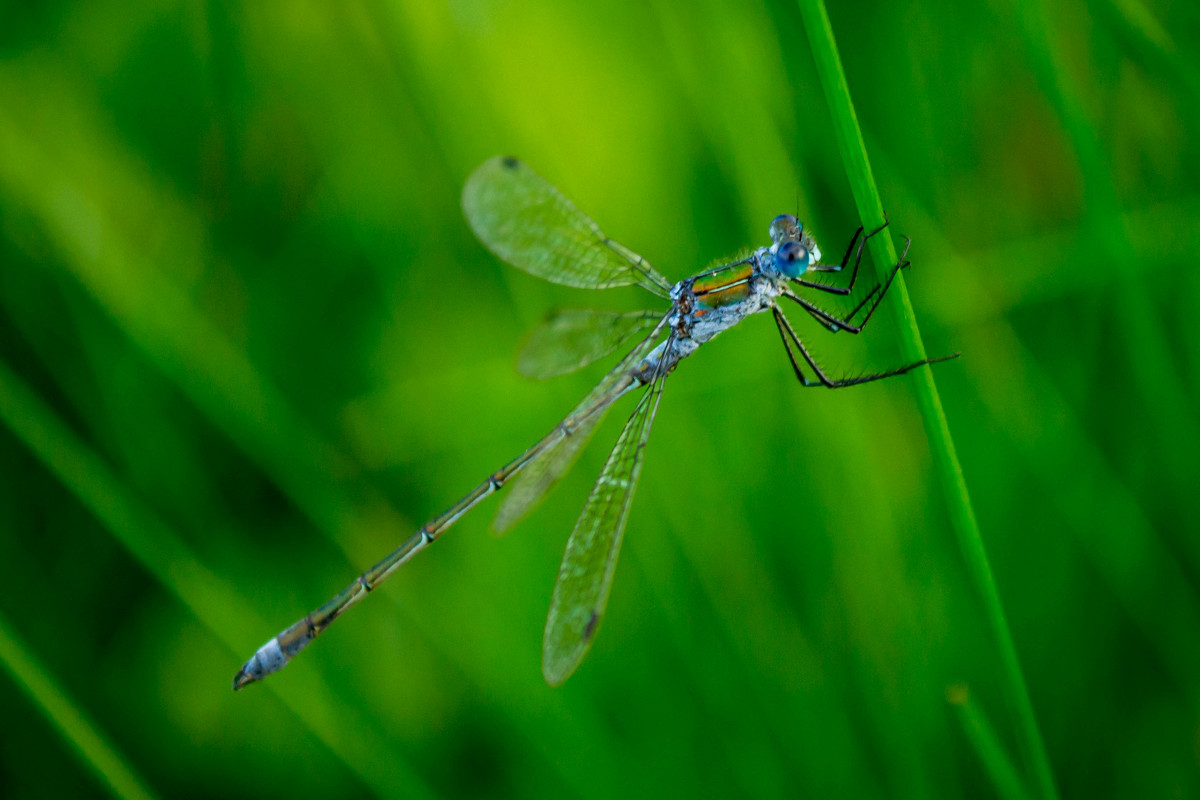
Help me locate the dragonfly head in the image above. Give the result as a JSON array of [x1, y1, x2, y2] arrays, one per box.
[[766, 214, 822, 279]]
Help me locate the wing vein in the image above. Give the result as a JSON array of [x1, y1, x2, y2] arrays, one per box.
[[463, 156, 673, 296], [542, 334, 673, 685], [493, 312, 670, 533]]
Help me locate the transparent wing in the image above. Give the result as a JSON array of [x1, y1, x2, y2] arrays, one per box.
[[541, 362, 668, 686], [518, 309, 664, 380], [493, 314, 668, 535], [493, 408, 605, 536], [462, 156, 672, 298]]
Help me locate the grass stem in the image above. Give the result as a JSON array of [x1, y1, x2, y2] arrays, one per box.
[[0, 356, 434, 800], [0, 612, 159, 800], [947, 684, 1033, 800], [795, 3, 1059, 799]]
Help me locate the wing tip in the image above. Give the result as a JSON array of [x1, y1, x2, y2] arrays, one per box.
[[541, 651, 576, 687], [489, 512, 517, 537], [542, 611, 602, 687]]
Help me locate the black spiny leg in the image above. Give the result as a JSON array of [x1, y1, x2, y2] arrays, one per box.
[[805, 224, 863, 275], [783, 237, 912, 334], [792, 218, 891, 298], [773, 303, 959, 389], [773, 307, 820, 387]]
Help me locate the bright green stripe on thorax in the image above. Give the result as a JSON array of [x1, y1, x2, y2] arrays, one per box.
[[692, 262, 754, 309]]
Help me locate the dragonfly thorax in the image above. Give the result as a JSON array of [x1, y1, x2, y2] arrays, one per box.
[[651, 216, 824, 376], [647, 248, 784, 376]]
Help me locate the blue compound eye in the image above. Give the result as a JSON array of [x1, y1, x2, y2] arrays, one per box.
[[776, 240, 810, 278], [769, 214, 802, 245]]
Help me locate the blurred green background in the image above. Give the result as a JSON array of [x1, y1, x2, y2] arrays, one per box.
[[2, 1, 1198, 798]]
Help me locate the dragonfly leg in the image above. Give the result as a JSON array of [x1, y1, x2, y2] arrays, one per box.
[[773, 303, 958, 388], [795, 215, 890, 301], [783, 237, 911, 334], [773, 307, 821, 386], [805, 225, 861, 276], [839, 235, 913, 326]]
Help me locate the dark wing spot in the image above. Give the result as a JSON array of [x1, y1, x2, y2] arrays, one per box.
[[583, 611, 599, 641], [500, 156, 520, 170]]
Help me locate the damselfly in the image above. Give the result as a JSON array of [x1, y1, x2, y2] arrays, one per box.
[[233, 156, 956, 690]]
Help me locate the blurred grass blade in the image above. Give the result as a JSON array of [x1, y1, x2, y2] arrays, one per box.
[[0, 613, 160, 800], [947, 685, 1033, 800], [1099, 0, 1200, 103], [794, 3, 1059, 799], [866, 151, 1200, 704], [0, 357, 435, 800], [862, 149, 1200, 705], [961, 318, 1200, 706], [1011, 0, 1200, 547], [0, 62, 635, 798]]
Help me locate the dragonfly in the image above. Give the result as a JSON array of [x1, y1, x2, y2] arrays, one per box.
[[233, 155, 956, 690]]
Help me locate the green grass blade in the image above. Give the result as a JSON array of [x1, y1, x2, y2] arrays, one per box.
[[795, 3, 1060, 799], [0, 356, 435, 800], [1012, 0, 1200, 543], [862, 151, 1200, 706], [961, 318, 1200, 706], [1098, 0, 1200, 103], [947, 685, 1033, 800], [0, 612, 160, 800]]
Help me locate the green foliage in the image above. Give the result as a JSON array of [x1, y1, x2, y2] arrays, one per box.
[[1, 1, 1198, 798]]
